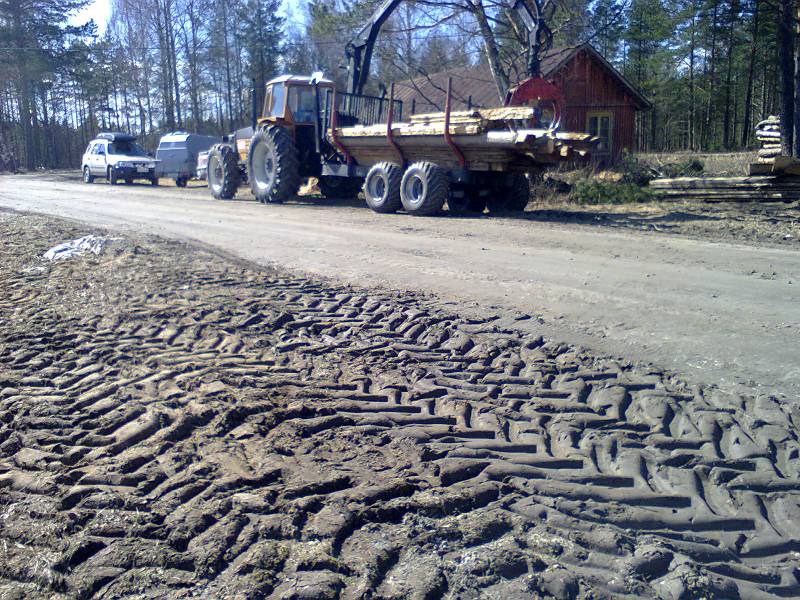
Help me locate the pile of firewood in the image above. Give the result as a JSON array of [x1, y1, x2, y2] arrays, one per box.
[[756, 116, 782, 163]]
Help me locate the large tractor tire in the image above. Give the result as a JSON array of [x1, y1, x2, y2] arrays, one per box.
[[400, 161, 448, 216], [207, 144, 240, 200], [319, 175, 363, 199], [363, 162, 402, 213], [487, 173, 530, 213], [248, 126, 300, 204]]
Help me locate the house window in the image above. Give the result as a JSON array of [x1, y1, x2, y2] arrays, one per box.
[[587, 111, 613, 155]]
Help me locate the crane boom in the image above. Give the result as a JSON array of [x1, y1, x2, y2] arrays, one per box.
[[345, 0, 552, 95]]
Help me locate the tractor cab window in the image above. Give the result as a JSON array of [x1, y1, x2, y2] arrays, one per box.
[[287, 85, 316, 123], [265, 84, 286, 118]]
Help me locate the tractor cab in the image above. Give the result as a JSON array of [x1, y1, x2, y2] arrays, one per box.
[[259, 74, 334, 129]]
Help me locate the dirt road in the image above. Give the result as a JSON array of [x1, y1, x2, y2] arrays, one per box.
[[2, 212, 799, 599], [0, 173, 798, 400]]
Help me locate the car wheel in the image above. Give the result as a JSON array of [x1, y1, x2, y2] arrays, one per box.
[[83, 166, 94, 184], [109, 169, 118, 185], [151, 177, 159, 187]]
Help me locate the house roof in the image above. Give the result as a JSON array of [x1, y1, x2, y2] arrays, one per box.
[[392, 43, 651, 114]]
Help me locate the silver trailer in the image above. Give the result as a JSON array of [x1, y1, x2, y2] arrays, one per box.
[[155, 132, 220, 187]]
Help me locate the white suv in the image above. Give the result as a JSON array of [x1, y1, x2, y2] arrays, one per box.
[[82, 133, 159, 186]]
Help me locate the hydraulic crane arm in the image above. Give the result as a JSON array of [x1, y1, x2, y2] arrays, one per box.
[[511, 0, 553, 78], [345, 0, 553, 95], [346, 0, 403, 94]]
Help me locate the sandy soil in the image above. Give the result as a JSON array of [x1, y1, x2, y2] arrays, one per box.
[[0, 172, 798, 403], [1, 212, 799, 599]]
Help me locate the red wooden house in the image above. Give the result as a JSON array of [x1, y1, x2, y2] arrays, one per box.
[[393, 43, 652, 162]]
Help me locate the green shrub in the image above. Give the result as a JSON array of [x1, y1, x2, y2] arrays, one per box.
[[616, 153, 658, 186], [569, 180, 655, 205]]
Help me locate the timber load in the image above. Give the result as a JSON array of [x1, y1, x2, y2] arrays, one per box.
[[755, 116, 782, 163], [649, 176, 800, 203], [333, 106, 597, 172]]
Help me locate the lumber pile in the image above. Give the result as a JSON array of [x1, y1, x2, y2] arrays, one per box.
[[334, 106, 598, 169], [649, 176, 800, 203], [755, 116, 782, 162]]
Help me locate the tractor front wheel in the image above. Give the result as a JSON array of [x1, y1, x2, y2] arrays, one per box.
[[207, 144, 240, 200], [248, 126, 300, 204], [400, 162, 448, 216]]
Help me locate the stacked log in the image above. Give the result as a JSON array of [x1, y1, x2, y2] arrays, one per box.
[[649, 176, 800, 203], [334, 106, 598, 170], [756, 116, 782, 163]]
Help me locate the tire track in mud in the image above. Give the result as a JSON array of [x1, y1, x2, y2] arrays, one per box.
[[0, 213, 799, 599]]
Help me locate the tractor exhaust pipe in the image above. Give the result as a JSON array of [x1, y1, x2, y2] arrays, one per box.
[[251, 78, 258, 131]]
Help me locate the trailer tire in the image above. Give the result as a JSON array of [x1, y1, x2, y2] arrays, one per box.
[[448, 184, 486, 215], [488, 173, 530, 213], [400, 162, 448, 216], [364, 162, 402, 213], [175, 177, 188, 188], [319, 175, 363, 199], [248, 125, 300, 204], [207, 144, 240, 200]]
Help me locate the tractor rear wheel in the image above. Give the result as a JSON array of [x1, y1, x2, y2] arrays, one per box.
[[400, 162, 448, 216], [207, 144, 240, 200], [363, 162, 402, 213], [248, 125, 300, 204]]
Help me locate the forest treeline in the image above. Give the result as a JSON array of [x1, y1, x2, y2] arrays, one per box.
[[0, 0, 797, 170]]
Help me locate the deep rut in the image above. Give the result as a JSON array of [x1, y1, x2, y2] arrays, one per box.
[[0, 213, 798, 599]]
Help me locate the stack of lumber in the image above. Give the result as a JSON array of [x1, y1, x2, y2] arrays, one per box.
[[756, 116, 782, 163], [337, 106, 542, 137], [649, 176, 800, 203], [334, 106, 597, 169]]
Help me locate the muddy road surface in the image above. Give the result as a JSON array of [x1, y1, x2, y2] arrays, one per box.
[[0, 172, 798, 400], [2, 212, 799, 599]]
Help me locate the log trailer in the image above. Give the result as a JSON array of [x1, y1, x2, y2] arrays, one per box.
[[206, 0, 596, 215]]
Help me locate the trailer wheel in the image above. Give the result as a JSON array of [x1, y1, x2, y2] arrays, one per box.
[[248, 125, 300, 204], [400, 162, 448, 216], [488, 173, 530, 213], [364, 162, 402, 213], [448, 184, 486, 215], [208, 144, 240, 200], [318, 175, 363, 199], [175, 177, 188, 188]]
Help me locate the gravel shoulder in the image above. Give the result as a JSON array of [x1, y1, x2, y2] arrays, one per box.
[[0, 172, 798, 400], [1, 212, 799, 599]]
